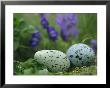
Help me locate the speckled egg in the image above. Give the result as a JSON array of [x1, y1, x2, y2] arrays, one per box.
[[34, 50, 70, 72], [66, 43, 96, 67]]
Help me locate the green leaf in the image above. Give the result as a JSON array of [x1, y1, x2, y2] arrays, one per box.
[[23, 67, 34, 75], [22, 58, 35, 69]]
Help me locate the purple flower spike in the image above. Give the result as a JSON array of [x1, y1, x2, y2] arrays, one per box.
[[61, 28, 70, 41], [61, 28, 79, 41], [65, 13, 77, 25], [30, 32, 41, 47], [29, 40, 38, 47], [90, 39, 97, 53], [56, 14, 65, 27], [56, 13, 77, 27], [47, 26, 58, 41], [72, 28, 79, 37], [56, 13, 79, 42], [40, 16, 49, 29], [32, 32, 41, 39]]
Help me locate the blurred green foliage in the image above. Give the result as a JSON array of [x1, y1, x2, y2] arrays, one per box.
[[13, 13, 97, 75], [14, 58, 97, 75]]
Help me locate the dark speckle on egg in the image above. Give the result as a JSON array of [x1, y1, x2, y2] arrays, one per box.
[[55, 64, 58, 65], [56, 56, 59, 58], [79, 57, 82, 60], [49, 55, 53, 58], [50, 50, 53, 52], [69, 55, 73, 58], [52, 65, 54, 68], [76, 55, 79, 58], [87, 57, 89, 59], [62, 57, 68, 60]]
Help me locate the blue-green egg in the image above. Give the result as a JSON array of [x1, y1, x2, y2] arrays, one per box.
[[34, 50, 70, 72], [66, 43, 96, 67]]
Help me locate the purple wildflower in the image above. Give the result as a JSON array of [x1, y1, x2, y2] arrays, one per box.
[[40, 15, 49, 29], [47, 26, 58, 41], [61, 27, 79, 41], [29, 32, 41, 47], [56, 13, 79, 41], [90, 39, 97, 53], [71, 27, 79, 37], [56, 13, 77, 27], [29, 40, 38, 47], [64, 13, 78, 25], [56, 14, 65, 27], [61, 28, 69, 41], [32, 32, 41, 39], [39, 14, 58, 41]]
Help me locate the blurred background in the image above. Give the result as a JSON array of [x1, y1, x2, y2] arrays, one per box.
[[13, 13, 97, 75]]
